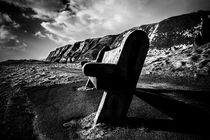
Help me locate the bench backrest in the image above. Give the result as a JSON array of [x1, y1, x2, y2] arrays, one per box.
[[100, 30, 149, 89], [101, 31, 132, 64]]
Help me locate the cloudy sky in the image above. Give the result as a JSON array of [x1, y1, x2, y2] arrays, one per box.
[[0, 0, 209, 61]]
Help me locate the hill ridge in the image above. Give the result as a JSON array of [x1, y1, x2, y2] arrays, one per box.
[[46, 10, 210, 63]]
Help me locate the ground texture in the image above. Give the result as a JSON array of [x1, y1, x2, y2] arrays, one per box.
[[0, 62, 209, 140]]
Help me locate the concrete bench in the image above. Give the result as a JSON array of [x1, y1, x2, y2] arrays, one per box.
[[82, 30, 149, 125]]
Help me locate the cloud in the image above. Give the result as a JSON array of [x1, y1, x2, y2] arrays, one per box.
[[34, 31, 46, 38], [31, 7, 58, 20], [0, 26, 27, 51], [0, 26, 15, 40], [40, 0, 144, 42], [2, 0, 210, 44], [2, 0, 64, 20], [0, 13, 12, 23], [0, 12, 23, 51], [13, 22, 20, 28], [0, 12, 20, 28], [22, 13, 31, 19], [2, 0, 146, 42], [34, 31, 70, 45], [45, 33, 70, 45], [40, 0, 210, 42]]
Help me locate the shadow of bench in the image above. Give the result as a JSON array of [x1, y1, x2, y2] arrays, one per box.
[[82, 30, 149, 125]]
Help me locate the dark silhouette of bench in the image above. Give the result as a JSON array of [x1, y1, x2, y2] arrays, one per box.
[[82, 30, 149, 125]]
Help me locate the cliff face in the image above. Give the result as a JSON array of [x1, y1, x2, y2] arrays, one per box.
[[46, 10, 210, 63], [46, 35, 117, 63]]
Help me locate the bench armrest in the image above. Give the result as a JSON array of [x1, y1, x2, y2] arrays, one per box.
[[83, 62, 117, 77]]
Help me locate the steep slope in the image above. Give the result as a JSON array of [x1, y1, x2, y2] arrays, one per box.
[[46, 10, 210, 63], [46, 35, 117, 63], [141, 42, 210, 79]]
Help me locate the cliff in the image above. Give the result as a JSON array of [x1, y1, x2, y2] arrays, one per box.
[[46, 10, 210, 64]]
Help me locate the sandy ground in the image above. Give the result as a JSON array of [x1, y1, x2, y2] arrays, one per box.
[[0, 62, 209, 140]]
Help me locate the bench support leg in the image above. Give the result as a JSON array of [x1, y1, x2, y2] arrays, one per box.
[[93, 90, 133, 126], [85, 79, 95, 89], [93, 91, 108, 126]]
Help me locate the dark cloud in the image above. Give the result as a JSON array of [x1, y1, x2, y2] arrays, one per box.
[[0, 12, 20, 29], [0, 1, 35, 18], [0, 13, 12, 23], [1, 0, 65, 20], [0, 0, 66, 61], [0, 1, 41, 32], [2, 0, 64, 11], [0, 0, 210, 61], [0, 2, 30, 52], [1, 39, 27, 51], [0, 26, 27, 51]]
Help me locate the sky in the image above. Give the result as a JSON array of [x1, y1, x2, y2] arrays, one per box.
[[0, 0, 210, 61]]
